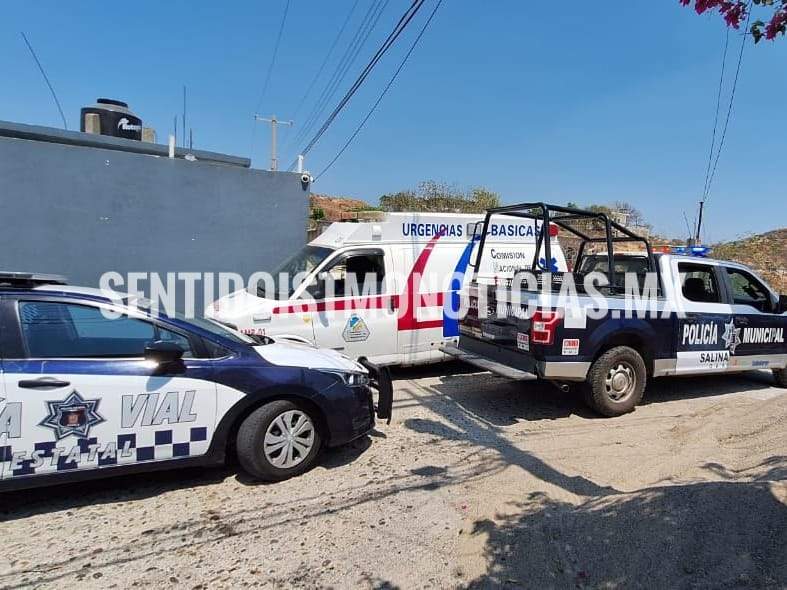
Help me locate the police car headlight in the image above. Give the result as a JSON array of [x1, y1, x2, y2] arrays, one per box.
[[320, 370, 370, 387]]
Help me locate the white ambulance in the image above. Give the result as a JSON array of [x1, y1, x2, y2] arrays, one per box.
[[207, 213, 566, 366]]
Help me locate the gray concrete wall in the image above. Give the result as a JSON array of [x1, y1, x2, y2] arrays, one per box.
[[0, 122, 309, 312]]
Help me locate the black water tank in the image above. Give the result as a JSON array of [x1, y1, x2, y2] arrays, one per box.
[[80, 98, 143, 140]]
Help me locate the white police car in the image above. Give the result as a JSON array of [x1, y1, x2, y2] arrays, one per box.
[[0, 273, 392, 490]]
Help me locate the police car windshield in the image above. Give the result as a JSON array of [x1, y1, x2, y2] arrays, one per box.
[[121, 297, 256, 345], [257, 245, 334, 300]]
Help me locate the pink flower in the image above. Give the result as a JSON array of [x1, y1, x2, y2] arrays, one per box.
[[722, 2, 746, 28], [765, 8, 787, 40]]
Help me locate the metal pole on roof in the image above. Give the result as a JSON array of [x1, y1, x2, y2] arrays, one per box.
[[254, 114, 293, 171], [695, 200, 705, 244]]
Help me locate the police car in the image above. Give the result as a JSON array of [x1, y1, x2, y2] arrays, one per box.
[[0, 272, 392, 490]]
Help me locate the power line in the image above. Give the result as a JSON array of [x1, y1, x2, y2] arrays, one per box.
[[696, 4, 752, 242], [315, 0, 443, 181], [704, 6, 751, 203], [20, 32, 68, 130], [702, 27, 729, 201], [299, 0, 427, 160], [288, 0, 361, 127], [288, 0, 390, 154], [254, 0, 292, 115]]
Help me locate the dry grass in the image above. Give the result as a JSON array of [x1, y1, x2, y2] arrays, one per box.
[[712, 228, 787, 294]]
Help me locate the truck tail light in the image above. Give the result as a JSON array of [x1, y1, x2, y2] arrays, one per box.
[[531, 309, 560, 345]]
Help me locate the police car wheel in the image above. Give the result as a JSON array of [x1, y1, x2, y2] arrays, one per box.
[[774, 369, 787, 388], [585, 346, 646, 417], [236, 400, 322, 481]]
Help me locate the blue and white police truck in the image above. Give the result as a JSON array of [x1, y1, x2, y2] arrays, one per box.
[[444, 203, 787, 417], [0, 272, 392, 490], [207, 212, 567, 366]]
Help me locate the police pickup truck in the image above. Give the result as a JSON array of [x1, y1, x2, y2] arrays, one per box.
[[0, 272, 392, 491], [443, 203, 787, 417]]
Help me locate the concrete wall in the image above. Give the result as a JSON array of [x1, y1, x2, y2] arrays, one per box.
[[0, 121, 309, 312]]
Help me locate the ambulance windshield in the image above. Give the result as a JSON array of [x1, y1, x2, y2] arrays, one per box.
[[257, 245, 334, 299]]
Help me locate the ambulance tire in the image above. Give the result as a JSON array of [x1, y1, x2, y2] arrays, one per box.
[[584, 346, 646, 417], [774, 369, 787, 388], [236, 400, 322, 481]]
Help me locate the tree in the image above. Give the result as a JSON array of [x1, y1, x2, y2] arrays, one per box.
[[379, 181, 501, 213], [612, 201, 648, 227], [679, 0, 787, 43]]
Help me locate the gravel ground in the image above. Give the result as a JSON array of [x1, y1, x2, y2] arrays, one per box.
[[1, 364, 785, 589]]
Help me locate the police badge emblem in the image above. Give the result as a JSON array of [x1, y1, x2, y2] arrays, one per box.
[[39, 390, 105, 440]]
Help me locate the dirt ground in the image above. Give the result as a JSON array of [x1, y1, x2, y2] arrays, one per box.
[[1, 363, 785, 589]]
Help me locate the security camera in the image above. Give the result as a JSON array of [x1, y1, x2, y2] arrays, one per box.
[[300, 172, 312, 184]]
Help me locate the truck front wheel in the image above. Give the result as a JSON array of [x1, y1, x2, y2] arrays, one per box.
[[584, 346, 646, 417]]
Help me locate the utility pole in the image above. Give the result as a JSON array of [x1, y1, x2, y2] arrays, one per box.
[[695, 199, 705, 245], [254, 114, 293, 171]]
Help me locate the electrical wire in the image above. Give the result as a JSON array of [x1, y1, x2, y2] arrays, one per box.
[[704, 4, 752, 204], [299, 0, 427, 159], [315, 0, 443, 181], [254, 0, 292, 115], [288, 0, 362, 131], [702, 27, 729, 201], [288, 0, 390, 154], [20, 32, 68, 130]]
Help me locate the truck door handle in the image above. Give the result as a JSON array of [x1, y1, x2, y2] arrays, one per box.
[[18, 378, 71, 389]]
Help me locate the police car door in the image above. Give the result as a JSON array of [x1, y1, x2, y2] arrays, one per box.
[[674, 260, 734, 374], [307, 248, 398, 363], [1, 297, 216, 481], [721, 265, 787, 371], [0, 353, 16, 481]]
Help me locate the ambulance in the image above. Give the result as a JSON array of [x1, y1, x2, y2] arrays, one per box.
[[207, 213, 566, 366]]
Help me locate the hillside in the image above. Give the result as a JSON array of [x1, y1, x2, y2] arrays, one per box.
[[712, 228, 787, 293], [310, 194, 371, 220]]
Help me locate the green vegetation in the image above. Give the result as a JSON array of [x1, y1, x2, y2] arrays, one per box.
[[379, 180, 501, 214]]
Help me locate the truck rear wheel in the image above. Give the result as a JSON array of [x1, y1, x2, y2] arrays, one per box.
[[584, 346, 646, 417], [774, 369, 787, 388]]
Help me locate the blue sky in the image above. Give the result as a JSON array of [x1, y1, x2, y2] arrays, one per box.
[[2, 1, 785, 242]]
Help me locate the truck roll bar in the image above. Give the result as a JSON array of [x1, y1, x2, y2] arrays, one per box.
[[470, 202, 660, 295]]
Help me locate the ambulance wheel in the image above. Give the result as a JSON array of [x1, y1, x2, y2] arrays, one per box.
[[774, 369, 787, 388], [236, 400, 322, 481], [584, 346, 646, 417]]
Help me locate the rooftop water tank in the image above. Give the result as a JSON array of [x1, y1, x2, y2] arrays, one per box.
[[80, 98, 143, 141]]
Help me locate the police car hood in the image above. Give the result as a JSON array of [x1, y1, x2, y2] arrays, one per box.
[[254, 341, 366, 373]]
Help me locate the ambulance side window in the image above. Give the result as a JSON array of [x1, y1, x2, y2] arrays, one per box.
[[308, 251, 386, 298]]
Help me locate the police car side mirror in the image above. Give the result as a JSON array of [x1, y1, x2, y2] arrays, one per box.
[[144, 340, 184, 364], [779, 295, 787, 314]]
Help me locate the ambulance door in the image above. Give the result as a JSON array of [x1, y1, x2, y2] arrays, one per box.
[[309, 247, 399, 363], [392, 241, 461, 363]]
